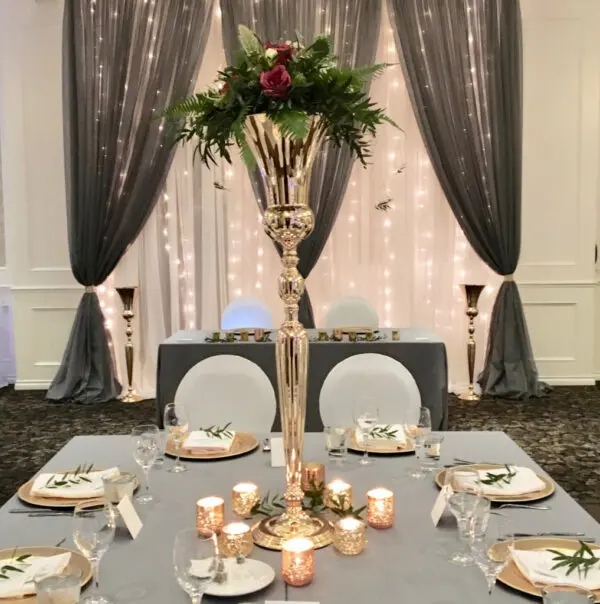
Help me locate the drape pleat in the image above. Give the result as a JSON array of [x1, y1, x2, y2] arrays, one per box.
[[48, 0, 214, 403], [220, 0, 382, 327], [388, 0, 548, 398]]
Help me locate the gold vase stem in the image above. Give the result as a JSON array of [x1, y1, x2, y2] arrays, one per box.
[[459, 284, 485, 403], [116, 287, 142, 404]]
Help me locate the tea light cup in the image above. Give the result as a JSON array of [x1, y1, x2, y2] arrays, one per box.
[[367, 487, 394, 529], [232, 483, 260, 518], [325, 479, 352, 510], [219, 522, 253, 558], [302, 463, 325, 492], [196, 496, 225, 535], [333, 517, 366, 555], [281, 538, 314, 586]]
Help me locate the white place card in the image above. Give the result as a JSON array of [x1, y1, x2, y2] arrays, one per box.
[[431, 485, 452, 527], [117, 495, 143, 539], [270, 437, 285, 467]]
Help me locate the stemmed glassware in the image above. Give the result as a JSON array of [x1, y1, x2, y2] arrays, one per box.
[[352, 399, 379, 466], [131, 424, 160, 504], [72, 502, 116, 604], [173, 529, 218, 604], [164, 403, 189, 474], [470, 512, 514, 594], [405, 406, 432, 479]]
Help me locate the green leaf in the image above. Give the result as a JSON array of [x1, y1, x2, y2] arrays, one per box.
[[16, 555, 30, 562], [2, 566, 24, 573], [238, 25, 263, 56], [79, 476, 92, 483], [272, 110, 309, 140]]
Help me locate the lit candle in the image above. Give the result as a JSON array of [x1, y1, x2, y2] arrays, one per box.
[[302, 463, 325, 492], [281, 538, 314, 586], [219, 522, 253, 558], [231, 483, 260, 518], [196, 496, 225, 535], [333, 517, 366, 555], [325, 479, 352, 510], [367, 488, 394, 529]]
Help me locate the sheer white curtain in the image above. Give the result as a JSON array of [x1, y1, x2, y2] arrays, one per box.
[[129, 4, 499, 396]]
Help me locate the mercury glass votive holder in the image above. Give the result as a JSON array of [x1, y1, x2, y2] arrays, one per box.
[[332, 328, 343, 341], [325, 479, 352, 510], [301, 463, 325, 492], [254, 328, 265, 342], [231, 482, 260, 518], [281, 538, 314, 586], [219, 522, 254, 558], [333, 517, 366, 555], [196, 496, 225, 536], [367, 487, 394, 529]]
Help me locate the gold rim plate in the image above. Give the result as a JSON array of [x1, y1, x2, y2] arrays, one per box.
[[18, 470, 139, 509], [0, 546, 92, 603], [496, 538, 600, 601], [434, 464, 555, 503], [166, 432, 259, 460], [251, 514, 334, 551], [348, 433, 415, 455]]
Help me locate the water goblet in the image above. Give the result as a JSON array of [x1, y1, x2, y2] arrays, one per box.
[[72, 502, 116, 604], [448, 492, 486, 566], [324, 426, 350, 466], [541, 586, 595, 604], [164, 403, 189, 473], [470, 512, 513, 594], [131, 424, 160, 504], [353, 400, 379, 466], [405, 406, 432, 479], [173, 529, 218, 604]]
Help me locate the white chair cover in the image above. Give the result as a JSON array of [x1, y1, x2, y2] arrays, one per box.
[[174, 355, 276, 432], [319, 353, 422, 427], [220, 297, 273, 330], [323, 296, 379, 329]]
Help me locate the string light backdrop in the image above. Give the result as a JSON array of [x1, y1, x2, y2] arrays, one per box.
[[127, 3, 499, 395]]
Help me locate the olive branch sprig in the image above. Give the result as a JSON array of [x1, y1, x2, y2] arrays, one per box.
[[329, 493, 366, 520], [0, 547, 31, 581], [250, 491, 285, 517], [479, 465, 517, 487], [45, 464, 95, 489], [547, 541, 600, 577], [368, 425, 398, 440], [198, 423, 234, 440]]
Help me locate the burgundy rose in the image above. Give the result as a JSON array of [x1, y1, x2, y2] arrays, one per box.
[[260, 65, 292, 99], [265, 41, 294, 65]]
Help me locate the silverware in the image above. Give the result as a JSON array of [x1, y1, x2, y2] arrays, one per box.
[[498, 504, 551, 511], [512, 532, 595, 542], [10, 509, 71, 516], [453, 458, 501, 465], [262, 438, 271, 453]]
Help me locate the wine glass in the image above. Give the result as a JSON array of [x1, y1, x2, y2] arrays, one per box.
[[405, 406, 432, 479], [73, 502, 116, 604], [448, 492, 487, 566], [131, 424, 160, 504], [445, 467, 483, 496], [173, 529, 217, 604], [164, 403, 189, 474], [470, 512, 514, 594], [353, 399, 379, 466]]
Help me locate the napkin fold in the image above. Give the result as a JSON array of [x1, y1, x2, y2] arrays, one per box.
[[513, 548, 600, 591], [183, 430, 236, 453], [0, 553, 71, 599], [30, 467, 120, 499], [461, 466, 546, 496], [355, 424, 407, 447]]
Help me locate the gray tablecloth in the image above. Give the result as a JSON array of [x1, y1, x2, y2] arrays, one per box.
[[2, 433, 599, 604], [156, 328, 448, 431]]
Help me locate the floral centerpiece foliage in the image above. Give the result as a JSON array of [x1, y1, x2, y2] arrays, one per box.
[[164, 26, 395, 167]]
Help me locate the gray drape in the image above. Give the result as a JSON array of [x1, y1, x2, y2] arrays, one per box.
[[48, 0, 214, 403], [221, 0, 382, 326], [388, 0, 548, 399]]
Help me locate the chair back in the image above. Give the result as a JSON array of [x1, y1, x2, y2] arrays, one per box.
[[221, 297, 273, 330], [323, 296, 379, 329]]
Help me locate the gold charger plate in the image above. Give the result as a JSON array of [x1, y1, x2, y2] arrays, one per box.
[[166, 432, 259, 460], [0, 546, 92, 603], [435, 464, 555, 503], [348, 433, 415, 455], [495, 538, 600, 601], [18, 470, 139, 509]]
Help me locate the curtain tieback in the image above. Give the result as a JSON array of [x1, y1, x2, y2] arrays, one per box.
[[84, 286, 96, 293], [503, 274, 515, 282]]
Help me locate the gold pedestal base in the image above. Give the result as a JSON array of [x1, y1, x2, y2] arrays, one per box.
[[120, 389, 143, 403], [458, 391, 481, 404], [251, 513, 333, 550]]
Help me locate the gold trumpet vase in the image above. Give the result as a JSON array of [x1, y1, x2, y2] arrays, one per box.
[[245, 114, 332, 550], [116, 287, 143, 403], [459, 284, 485, 403]]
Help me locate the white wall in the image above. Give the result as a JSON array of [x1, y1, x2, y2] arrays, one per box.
[[0, 0, 599, 389]]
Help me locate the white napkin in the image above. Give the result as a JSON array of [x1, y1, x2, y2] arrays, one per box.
[[183, 430, 236, 452], [513, 549, 600, 591], [355, 424, 407, 446], [0, 553, 71, 598], [31, 467, 120, 499], [461, 466, 546, 496]]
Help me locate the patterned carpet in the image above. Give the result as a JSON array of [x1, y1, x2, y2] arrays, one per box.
[[0, 385, 599, 518]]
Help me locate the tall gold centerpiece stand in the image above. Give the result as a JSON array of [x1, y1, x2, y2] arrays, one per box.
[[116, 287, 143, 403], [245, 114, 333, 550], [459, 284, 485, 403]]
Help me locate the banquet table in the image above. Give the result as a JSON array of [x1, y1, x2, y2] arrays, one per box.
[[2, 432, 599, 603], [156, 327, 448, 431]]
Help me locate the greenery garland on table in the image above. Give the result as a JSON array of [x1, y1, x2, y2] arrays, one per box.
[[204, 331, 273, 343], [312, 330, 386, 343]]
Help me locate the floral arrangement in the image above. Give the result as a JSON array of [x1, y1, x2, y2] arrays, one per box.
[[164, 26, 395, 167]]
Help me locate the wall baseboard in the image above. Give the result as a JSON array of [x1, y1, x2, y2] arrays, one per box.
[[542, 377, 596, 386], [15, 379, 50, 391]]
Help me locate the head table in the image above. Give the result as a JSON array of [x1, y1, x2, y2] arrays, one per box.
[[1, 431, 597, 603], [156, 328, 448, 431]]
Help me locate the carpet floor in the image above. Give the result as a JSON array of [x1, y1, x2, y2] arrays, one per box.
[[0, 385, 599, 518]]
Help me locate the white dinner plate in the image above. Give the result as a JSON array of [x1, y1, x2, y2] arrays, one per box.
[[199, 558, 276, 597]]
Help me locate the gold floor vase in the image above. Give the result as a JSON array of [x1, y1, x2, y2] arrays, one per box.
[[244, 114, 333, 549]]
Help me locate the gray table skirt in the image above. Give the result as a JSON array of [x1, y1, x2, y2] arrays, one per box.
[[2, 433, 599, 604], [156, 328, 448, 431]]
